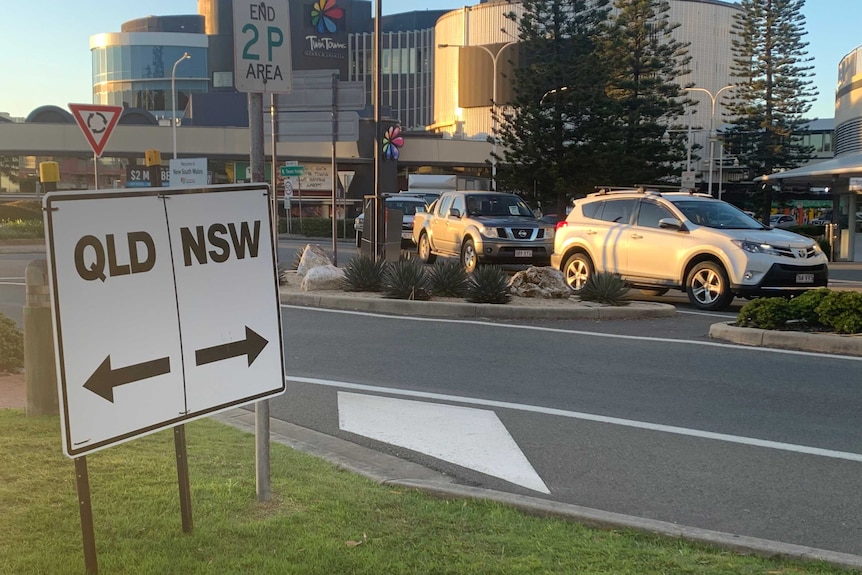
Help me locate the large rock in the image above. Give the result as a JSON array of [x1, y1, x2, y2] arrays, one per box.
[[296, 244, 332, 278], [509, 266, 571, 299], [301, 265, 345, 291]]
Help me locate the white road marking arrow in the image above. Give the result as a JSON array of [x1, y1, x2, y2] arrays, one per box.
[[338, 392, 550, 494]]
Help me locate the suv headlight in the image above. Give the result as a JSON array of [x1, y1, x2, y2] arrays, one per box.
[[545, 227, 555, 239], [731, 239, 781, 255], [476, 225, 490, 237]]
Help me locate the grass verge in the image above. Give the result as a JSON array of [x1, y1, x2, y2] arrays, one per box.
[[0, 409, 855, 575]]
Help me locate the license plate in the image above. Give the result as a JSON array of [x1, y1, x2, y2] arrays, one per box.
[[796, 273, 814, 284], [514, 249, 532, 258]]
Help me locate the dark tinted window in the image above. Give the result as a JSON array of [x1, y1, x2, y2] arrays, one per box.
[[598, 199, 637, 224], [636, 201, 674, 228], [581, 201, 602, 219]]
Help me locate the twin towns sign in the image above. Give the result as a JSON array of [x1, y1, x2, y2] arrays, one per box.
[[44, 184, 285, 457]]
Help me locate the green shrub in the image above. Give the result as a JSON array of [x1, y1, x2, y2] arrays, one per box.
[[286, 217, 350, 238], [578, 272, 630, 306], [0, 201, 41, 222], [816, 236, 831, 260], [0, 313, 23, 372], [736, 297, 795, 329], [342, 255, 387, 292], [427, 260, 470, 297], [0, 219, 44, 240], [787, 224, 825, 238], [788, 288, 830, 325], [383, 257, 432, 300], [815, 291, 862, 334], [465, 265, 511, 304]]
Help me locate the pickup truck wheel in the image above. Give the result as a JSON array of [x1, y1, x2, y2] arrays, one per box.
[[562, 253, 592, 292], [461, 239, 478, 273], [685, 261, 733, 311], [418, 233, 436, 264], [355, 232, 362, 248]]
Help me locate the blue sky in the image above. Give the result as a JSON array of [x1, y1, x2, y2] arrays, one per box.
[[0, 0, 856, 120]]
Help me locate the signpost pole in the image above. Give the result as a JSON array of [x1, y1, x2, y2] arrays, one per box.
[[174, 426, 194, 533], [331, 72, 339, 266], [75, 456, 98, 574], [93, 153, 99, 190]]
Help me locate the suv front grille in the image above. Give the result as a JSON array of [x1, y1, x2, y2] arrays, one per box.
[[495, 228, 538, 240], [773, 245, 819, 259]]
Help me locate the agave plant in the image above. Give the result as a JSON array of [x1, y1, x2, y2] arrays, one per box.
[[577, 271, 631, 306], [427, 259, 470, 297], [342, 255, 388, 292], [465, 265, 511, 304], [383, 257, 432, 300]]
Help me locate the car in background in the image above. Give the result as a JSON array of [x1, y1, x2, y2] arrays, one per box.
[[354, 195, 427, 247], [769, 214, 797, 229], [551, 187, 828, 311], [412, 191, 555, 273], [399, 190, 443, 205]]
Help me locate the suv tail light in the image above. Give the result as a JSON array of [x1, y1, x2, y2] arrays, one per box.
[[555, 221, 569, 231]]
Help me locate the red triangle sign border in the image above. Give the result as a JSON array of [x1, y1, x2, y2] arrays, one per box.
[[69, 103, 124, 158]]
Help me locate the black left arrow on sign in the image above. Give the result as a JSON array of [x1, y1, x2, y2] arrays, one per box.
[[195, 326, 268, 367], [84, 356, 171, 402]]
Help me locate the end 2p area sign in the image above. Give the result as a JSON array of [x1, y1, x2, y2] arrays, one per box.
[[234, 0, 292, 93], [43, 184, 285, 458]]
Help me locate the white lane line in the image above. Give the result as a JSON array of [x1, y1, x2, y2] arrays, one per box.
[[0, 281, 25, 286], [338, 392, 550, 493], [280, 304, 862, 361], [288, 375, 862, 464], [676, 309, 737, 319]]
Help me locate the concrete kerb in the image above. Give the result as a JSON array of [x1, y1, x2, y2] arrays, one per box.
[[709, 322, 862, 356], [214, 408, 862, 571], [278, 290, 678, 320]]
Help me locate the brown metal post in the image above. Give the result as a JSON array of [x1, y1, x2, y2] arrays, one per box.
[[174, 426, 194, 532], [75, 456, 98, 574]]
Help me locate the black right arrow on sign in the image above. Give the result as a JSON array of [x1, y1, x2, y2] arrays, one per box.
[[194, 326, 268, 367]]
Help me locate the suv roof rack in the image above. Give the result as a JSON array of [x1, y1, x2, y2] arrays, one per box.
[[591, 185, 715, 198]]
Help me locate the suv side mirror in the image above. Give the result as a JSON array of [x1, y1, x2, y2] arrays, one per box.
[[658, 217, 683, 230], [449, 208, 461, 218]]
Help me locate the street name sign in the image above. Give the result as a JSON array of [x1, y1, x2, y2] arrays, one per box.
[[69, 103, 123, 157], [280, 165, 304, 177], [43, 184, 285, 457], [233, 0, 292, 93]]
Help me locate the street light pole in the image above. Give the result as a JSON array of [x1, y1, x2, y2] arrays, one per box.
[[684, 85, 733, 197], [439, 41, 518, 191], [172, 52, 191, 159]]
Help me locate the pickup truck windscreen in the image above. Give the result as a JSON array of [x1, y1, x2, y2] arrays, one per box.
[[465, 194, 535, 217]]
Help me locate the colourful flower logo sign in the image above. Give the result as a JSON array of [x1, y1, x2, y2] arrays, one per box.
[[383, 126, 404, 161], [311, 0, 344, 33]]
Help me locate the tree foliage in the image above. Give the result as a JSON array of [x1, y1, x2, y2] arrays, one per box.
[[724, 0, 816, 221], [495, 0, 692, 215], [496, 0, 615, 216], [0, 156, 19, 185], [601, 0, 691, 185]]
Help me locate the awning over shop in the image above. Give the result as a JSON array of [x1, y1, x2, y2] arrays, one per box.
[[755, 152, 862, 185]]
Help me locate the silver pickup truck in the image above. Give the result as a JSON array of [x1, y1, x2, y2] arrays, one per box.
[[412, 191, 555, 272]]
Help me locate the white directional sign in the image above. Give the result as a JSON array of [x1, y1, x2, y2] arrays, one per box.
[[43, 184, 285, 457], [233, 0, 292, 93]]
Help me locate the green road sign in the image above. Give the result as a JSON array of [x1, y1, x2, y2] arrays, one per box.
[[280, 165, 304, 177]]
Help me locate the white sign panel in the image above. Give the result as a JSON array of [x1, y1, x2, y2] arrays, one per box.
[[298, 163, 332, 191], [169, 158, 208, 187], [43, 185, 285, 458], [233, 0, 292, 93]]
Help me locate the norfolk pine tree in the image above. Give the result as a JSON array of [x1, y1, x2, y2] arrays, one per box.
[[602, 0, 691, 186], [725, 0, 816, 223], [495, 0, 614, 216]]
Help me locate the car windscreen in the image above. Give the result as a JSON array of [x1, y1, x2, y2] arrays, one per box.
[[671, 200, 767, 229], [465, 194, 535, 217], [387, 201, 425, 215]]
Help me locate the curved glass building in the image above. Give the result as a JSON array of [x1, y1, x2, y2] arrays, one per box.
[[90, 15, 209, 122]]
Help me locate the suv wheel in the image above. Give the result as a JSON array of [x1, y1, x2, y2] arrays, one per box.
[[461, 238, 478, 273], [686, 261, 733, 311], [562, 253, 592, 292], [418, 233, 436, 264]]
